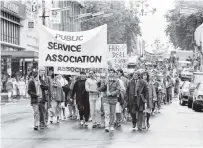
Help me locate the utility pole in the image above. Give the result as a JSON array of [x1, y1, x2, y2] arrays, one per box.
[[40, 0, 49, 26]]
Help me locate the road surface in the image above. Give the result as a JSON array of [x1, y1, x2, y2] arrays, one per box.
[[1, 98, 203, 148]]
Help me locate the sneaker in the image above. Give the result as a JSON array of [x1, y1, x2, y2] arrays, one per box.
[[68, 115, 73, 118], [97, 123, 101, 128], [117, 123, 121, 128], [57, 117, 60, 123], [84, 122, 88, 127], [110, 127, 114, 131], [142, 126, 147, 130], [50, 116, 53, 124], [80, 120, 84, 126], [105, 127, 109, 132], [92, 123, 97, 128], [132, 124, 136, 131], [138, 128, 142, 131], [40, 125, 45, 129], [34, 126, 38, 131], [147, 123, 150, 129]]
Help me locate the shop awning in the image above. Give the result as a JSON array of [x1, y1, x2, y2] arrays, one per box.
[[1, 51, 38, 58]]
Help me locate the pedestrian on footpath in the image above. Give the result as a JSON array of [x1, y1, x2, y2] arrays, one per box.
[[28, 72, 40, 130], [18, 77, 26, 100], [126, 70, 149, 131], [100, 69, 121, 132], [174, 74, 180, 98], [165, 75, 173, 104], [6, 78, 13, 102], [71, 71, 90, 127], [85, 70, 101, 128], [12, 78, 18, 99]]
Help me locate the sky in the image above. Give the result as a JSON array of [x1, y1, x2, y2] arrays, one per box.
[[138, 0, 175, 51]]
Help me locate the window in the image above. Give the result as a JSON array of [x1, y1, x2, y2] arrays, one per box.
[[4, 20, 7, 42], [1, 19, 4, 41]]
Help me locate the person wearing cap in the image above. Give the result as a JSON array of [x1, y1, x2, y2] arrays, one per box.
[[126, 70, 149, 131], [100, 69, 121, 132], [71, 71, 90, 127], [85, 70, 101, 128]]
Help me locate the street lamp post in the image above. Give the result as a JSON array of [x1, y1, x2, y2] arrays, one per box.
[[154, 38, 160, 50], [136, 0, 156, 16]]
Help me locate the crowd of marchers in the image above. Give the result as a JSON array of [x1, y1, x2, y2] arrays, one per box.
[[26, 65, 179, 132]]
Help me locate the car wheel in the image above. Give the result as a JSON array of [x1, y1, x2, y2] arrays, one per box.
[[180, 99, 185, 106], [192, 101, 200, 112], [188, 99, 192, 108]]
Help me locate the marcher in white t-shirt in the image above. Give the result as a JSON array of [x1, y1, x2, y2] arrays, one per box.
[[85, 70, 101, 128]]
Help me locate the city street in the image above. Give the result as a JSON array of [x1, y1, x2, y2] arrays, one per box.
[[1, 98, 203, 148]]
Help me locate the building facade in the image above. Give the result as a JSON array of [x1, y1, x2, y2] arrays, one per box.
[[1, 0, 38, 79], [50, 0, 84, 31]]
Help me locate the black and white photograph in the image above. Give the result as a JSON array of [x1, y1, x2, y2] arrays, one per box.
[[1, 0, 203, 147]]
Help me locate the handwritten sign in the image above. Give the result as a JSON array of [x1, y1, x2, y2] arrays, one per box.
[[108, 44, 128, 69]]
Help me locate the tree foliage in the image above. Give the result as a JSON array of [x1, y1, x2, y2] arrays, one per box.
[[165, 0, 203, 50], [81, 1, 141, 54]]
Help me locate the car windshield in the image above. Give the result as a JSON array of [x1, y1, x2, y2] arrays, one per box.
[[194, 74, 203, 85], [183, 69, 193, 72], [198, 84, 203, 91], [127, 65, 136, 69]]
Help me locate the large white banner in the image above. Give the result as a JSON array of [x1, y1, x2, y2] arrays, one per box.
[[108, 44, 128, 69], [38, 24, 108, 69]]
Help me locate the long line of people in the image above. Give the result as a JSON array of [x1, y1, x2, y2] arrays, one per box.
[[27, 67, 176, 132]]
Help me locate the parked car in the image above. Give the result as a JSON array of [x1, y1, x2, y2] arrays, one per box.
[[180, 68, 193, 81], [192, 82, 203, 112], [179, 81, 190, 105], [188, 72, 203, 108]]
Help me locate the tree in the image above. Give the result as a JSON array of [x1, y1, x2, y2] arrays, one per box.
[[165, 0, 203, 51], [81, 1, 141, 54]]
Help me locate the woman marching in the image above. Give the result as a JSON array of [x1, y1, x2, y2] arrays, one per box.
[[52, 75, 66, 123], [142, 71, 156, 129]]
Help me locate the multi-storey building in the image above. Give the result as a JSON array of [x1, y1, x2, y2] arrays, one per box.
[[1, 0, 38, 79], [50, 0, 84, 31]]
